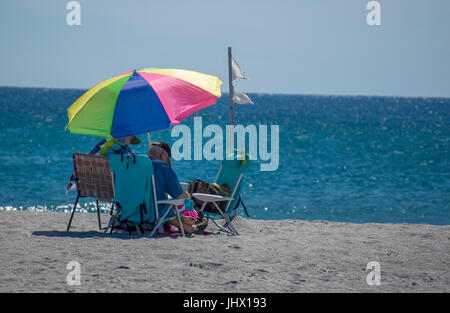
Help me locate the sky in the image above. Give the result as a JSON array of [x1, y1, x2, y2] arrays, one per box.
[[1, 0, 449, 97]]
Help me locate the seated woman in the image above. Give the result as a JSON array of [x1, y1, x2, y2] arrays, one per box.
[[148, 142, 206, 234]]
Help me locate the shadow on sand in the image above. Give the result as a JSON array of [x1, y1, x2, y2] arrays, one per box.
[[32, 230, 187, 240]]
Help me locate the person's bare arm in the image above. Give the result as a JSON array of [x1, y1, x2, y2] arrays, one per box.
[[176, 191, 190, 199]]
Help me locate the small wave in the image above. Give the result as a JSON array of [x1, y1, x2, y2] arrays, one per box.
[[0, 201, 113, 214]]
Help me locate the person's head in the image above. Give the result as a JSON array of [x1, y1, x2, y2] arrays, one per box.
[[120, 135, 141, 146], [148, 141, 172, 166], [152, 142, 171, 157]]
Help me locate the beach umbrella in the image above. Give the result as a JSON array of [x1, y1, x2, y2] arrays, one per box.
[[65, 68, 222, 140]]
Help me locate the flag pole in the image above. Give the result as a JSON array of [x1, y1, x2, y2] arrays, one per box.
[[228, 47, 234, 152]]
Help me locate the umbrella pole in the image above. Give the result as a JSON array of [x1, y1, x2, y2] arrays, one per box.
[[147, 132, 152, 147], [228, 47, 235, 152]]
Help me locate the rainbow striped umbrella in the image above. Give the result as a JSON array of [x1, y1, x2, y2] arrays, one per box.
[[66, 68, 222, 138]]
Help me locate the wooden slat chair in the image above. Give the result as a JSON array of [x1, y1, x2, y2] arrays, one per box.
[[66, 153, 115, 232]]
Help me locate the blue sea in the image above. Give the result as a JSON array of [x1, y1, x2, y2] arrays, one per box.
[[0, 87, 448, 225]]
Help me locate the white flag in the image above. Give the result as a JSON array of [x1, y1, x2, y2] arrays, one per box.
[[233, 89, 253, 104], [232, 56, 249, 80]]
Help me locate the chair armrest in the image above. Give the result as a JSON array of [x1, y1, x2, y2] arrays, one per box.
[[191, 193, 233, 202], [180, 182, 189, 192], [157, 199, 185, 206]]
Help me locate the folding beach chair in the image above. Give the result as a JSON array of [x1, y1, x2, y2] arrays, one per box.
[[105, 154, 186, 237], [67, 153, 115, 232], [191, 151, 249, 235]]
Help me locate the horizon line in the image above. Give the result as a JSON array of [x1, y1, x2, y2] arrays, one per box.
[[0, 84, 449, 100]]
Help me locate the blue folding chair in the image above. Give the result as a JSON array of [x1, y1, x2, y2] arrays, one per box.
[[191, 151, 249, 235], [104, 154, 185, 237]]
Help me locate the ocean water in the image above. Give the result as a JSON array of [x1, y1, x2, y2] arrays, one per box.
[[0, 87, 448, 225]]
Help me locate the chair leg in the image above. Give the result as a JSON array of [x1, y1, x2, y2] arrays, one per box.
[[212, 202, 239, 235], [148, 205, 178, 238], [174, 205, 185, 237], [96, 199, 102, 230], [148, 221, 161, 238], [211, 218, 235, 235], [240, 198, 250, 217], [67, 192, 81, 232], [104, 215, 113, 234], [110, 219, 115, 234], [224, 213, 239, 235], [103, 203, 117, 235]]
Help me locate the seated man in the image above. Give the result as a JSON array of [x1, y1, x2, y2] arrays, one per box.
[[149, 156, 199, 234], [148, 141, 172, 167], [147, 142, 207, 234]]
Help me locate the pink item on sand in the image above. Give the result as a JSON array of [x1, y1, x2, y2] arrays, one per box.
[[182, 210, 198, 220], [177, 204, 198, 220], [158, 223, 181, 235]]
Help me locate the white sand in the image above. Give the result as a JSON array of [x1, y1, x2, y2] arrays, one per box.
[[0, 211, 448, 293]]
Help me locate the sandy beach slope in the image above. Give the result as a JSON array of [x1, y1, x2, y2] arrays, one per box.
[[0, 211, 448, 292]]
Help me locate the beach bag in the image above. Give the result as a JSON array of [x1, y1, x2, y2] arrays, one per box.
[[188, 179, 230, 214]]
